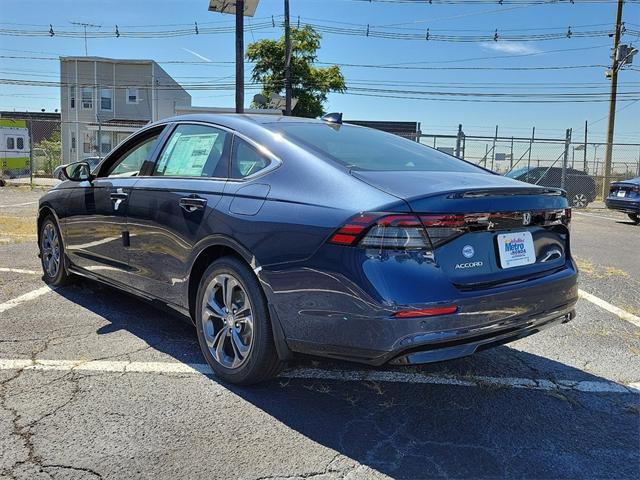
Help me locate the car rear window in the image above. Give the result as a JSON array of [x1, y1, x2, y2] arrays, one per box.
[[268, 123, 482, 173]]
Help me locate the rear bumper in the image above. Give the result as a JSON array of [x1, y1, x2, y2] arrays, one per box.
[[387, 307, 574, 365], [605, 198, 640, 214], [276, 262, 578, 366]]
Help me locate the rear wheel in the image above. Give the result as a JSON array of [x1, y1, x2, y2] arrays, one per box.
[[195, 256, 282, 385], [39, 216, 72, 286], [571, 193, 589, 208], [628, 213, 640, 224]]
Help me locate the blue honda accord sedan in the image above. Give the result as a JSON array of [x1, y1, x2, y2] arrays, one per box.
[[37, 114, 578, 384], [605, 176, 640, 224]]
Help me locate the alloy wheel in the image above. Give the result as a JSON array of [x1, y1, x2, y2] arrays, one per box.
[[201, 273, 254, 369], [41, 222, 60, 278], [572, 193, 588, 208]]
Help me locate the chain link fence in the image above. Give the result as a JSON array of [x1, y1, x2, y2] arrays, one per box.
[[0, 117, 147, 183], [419, 130, 640, 208], [1, 115, 638, 208]]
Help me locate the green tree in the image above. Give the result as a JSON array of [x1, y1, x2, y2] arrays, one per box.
[[246, 25, 346, 118], [33, 128, 62, 175]]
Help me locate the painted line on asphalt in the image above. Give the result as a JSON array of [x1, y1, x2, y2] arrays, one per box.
[[579, 289, 640, 328], [0, 358, 636, 394], [573, 211, 623, 222], [0, 201, 37, 208], [0, 285, 53, 313], [0, 267, 39, 275]]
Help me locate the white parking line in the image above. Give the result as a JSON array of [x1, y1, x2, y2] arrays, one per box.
[[0, 201, 37, 208], [0, 358, 636, 394], [0, 285, 53, 313], [573, 212, 622, 222], [579, 289, 640, 328], [0, 267, 39, 275]]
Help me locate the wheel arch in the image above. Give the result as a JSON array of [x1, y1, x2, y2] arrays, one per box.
[[186, 235, 292, 360]]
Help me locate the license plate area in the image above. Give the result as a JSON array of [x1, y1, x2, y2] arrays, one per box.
[[496, 231, 536, 269], [616, 190, 626, 197]]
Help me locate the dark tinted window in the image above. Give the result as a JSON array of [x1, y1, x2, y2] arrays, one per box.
[[154, 124, 229, 178], [231, 137, 270, 179], [269, 123, 482, 173], [16, 137, 24, 149]]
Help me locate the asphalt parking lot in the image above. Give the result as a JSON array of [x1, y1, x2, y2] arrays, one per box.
[[0, 186, 638, 480]]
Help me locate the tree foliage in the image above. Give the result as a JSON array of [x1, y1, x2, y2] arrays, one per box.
[[34, 128, 61, 174], [246, 26, 346, 118]]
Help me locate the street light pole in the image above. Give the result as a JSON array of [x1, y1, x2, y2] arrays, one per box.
[[602, 0, 624, 198], [284, 0, 292, 116]]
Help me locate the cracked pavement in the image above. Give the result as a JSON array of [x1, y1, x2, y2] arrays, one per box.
[[0, 186, 639, 479]]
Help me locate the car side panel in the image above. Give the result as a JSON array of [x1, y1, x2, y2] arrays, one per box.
[[126, 177, 227, 307]]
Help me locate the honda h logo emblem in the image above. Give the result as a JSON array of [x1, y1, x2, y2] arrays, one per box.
[[522, 212, 532, 226]]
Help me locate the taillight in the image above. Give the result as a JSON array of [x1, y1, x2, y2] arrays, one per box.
[[328, 213, 431, 250], [420, 214, 466, 248]]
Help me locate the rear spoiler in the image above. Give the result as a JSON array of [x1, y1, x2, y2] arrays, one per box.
[[449, 188, 565, 199]]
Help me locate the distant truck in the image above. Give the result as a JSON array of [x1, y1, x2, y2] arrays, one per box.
[[0, 119, 30, 178]]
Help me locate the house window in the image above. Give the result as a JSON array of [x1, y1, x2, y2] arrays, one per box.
[[70, 86, 76, 109], [16, 137, 24, 150], [83, 141, 91, 154], [6, 137, 14, 150], [71, 133, 76, 151], [81, 87, 93, 109], [100, 88, 112, 111], [126, 88, 138, 104], [100, 132, 112, 155]]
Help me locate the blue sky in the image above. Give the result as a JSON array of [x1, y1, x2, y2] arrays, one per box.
[[0, 0, 639, 142]]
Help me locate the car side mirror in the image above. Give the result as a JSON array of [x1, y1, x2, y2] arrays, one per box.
[[63, 161, 93, 182]]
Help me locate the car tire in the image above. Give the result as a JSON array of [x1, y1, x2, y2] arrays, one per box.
[[628, 213, 640, 224], [39, 216, 72, 286], [195, 256, 282, 385], [571, 193, 589, 208]]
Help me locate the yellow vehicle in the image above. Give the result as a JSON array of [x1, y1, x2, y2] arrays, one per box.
[[0, 119, 30, 178]]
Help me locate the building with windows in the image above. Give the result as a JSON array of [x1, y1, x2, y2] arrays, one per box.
[[60, 56, 191, 164]]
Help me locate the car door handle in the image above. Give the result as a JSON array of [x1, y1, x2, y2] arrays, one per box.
[[110, 190, 128, 211], [179, 196, 207, 212]]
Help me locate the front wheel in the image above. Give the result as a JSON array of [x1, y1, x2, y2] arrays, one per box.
[[195, 256, 282, 385], [39, 216, 72, 286], [628, 213, 640, 224]]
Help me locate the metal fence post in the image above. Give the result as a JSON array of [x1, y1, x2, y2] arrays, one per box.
[[490, 125, 498, 171], [455, 124, 463, 158], [561, 128, 571, 190], [28, 119, 33, 189]]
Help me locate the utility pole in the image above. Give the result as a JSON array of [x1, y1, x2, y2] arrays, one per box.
[[235, 0, 245, 113], [284, 0, 292, 116], [602, 0, 624, 198], [208, 1, 261, 114]]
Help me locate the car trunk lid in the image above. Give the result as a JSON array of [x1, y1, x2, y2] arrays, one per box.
[[351, 170, 571, 289]]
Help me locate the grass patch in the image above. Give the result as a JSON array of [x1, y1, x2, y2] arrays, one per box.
[[0, 214, 37, 243]]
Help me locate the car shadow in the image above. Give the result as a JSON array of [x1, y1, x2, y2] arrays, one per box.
[[54, 278, 639, 479]]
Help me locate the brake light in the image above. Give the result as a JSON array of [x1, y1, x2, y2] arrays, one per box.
[[393, 305, 458, 318], [328, 213, 431, 250]]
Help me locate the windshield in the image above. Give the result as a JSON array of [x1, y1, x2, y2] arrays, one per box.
[[268, 123, 484, 173], [505, 166, 531, 179]]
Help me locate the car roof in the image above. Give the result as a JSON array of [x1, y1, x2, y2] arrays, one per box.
[[152, 113, 326, 128]]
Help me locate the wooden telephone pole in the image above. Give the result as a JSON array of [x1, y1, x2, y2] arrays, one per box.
[[284, 0, 292, 116], [602, 0, 624, 198]]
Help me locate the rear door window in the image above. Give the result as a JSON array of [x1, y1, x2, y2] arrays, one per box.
[[153, 124, 230, 178]]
